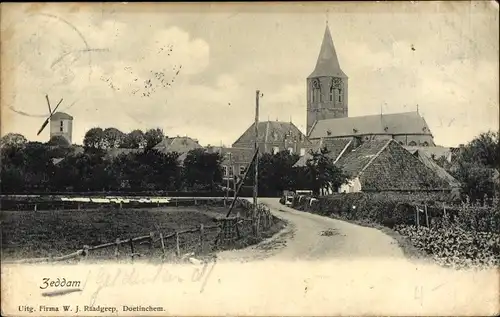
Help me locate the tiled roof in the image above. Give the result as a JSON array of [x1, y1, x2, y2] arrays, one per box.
[[154, 136, 202, 154], [309, 111, 433, 139], [336, 139, 390, 177], [233, 121, 311, 147], [308, 25, 347, 79], [293, 137, 353, 168], [404, 145, 452, 161], [412, 150, 461, 188], [337, 139, 451, 191]]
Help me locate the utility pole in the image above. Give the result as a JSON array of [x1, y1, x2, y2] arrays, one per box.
[[228, 152, 233, 202], [253, 90, 260, 220]]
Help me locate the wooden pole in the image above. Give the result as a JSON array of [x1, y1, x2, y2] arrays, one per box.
[[225, 149, 259, 217], [149, 232, 155, 251], [129, 237, 135, 261], [175, 232, 180, 257], [159, 232, 166, 258], [114, 238, 120, 261], [253, 90, 260, 223], [199, 224, 205, 254], [416, 206, 420, 228], [424, 204, 429, 227]]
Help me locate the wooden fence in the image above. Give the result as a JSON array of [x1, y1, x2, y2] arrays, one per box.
[[4, 198, 277, 264]]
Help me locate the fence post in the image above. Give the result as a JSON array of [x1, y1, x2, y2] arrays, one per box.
[[175, 232, 180, 257], [199, 224, 205, 254], [114, 238, 120, 261], [424, 204, 429, 228], [415, 206, 419, 228], [82, 245, 90, 261], [34, 204, 37, 212], [129, 238, 135, 262], [149, 232, 155, 252], [159, 232, 166, 259]]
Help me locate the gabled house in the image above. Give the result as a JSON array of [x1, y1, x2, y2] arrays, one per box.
[[205, 146, 254, 181], [407, 148, 461, 189], [154, 136, 203, 165], [334, 139, 451, 194], [293, 137, 354, 168], [232, 120, 313, 156]]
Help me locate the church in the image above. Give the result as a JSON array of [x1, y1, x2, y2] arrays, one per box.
[[226, 24, 458, 193], [230, 24, 437, 158], [305, 25, 435, 147]]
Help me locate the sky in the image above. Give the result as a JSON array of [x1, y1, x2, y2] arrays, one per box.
[[1, 2, 498, 147]]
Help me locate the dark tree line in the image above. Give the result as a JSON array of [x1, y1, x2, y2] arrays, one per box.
[[82, 127, 165, 150], [0, 131, 346, 196]]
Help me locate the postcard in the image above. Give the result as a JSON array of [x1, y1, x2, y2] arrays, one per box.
[[1, 2, 499, 316]]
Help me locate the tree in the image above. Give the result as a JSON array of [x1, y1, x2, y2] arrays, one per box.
[[83, 127, 105, 149], [47, 135, 70, 147], [144, 128, 164, 150], [1, 133, 27, 147], [103, 127, 125, 149], [120, 129, 146, 149], [182, 149, 223, 191], [305, 147, 348, 195], [458, 131, 499, 168], [449, 130, 500, 203], [257, 150, 300, 196]]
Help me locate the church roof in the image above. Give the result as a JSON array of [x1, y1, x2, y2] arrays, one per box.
[[308, 25, 347, 79], [232, 121, 311, 146], [308, 111, 433, 139]]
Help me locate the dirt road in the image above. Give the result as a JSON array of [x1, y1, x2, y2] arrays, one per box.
[[218, 198, 405, 262]]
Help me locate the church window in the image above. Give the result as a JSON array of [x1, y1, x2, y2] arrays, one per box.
[[312, 80, 321, 103], [422, 141, 429, 147], [409, 141, 417, 146], [327, 130, 332, 136], [329, 87, 334, 101], [338, 89, 343, 103], [60, 121, 64, 132]]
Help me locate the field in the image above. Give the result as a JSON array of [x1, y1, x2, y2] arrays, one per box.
[[1, 204, 254, 261]]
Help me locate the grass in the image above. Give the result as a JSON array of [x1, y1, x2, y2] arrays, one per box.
[[1, 206, 226, 260], [1, 203, 284, 262]]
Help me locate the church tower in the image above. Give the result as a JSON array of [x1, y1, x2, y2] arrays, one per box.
[[306, 25, 348, 135]]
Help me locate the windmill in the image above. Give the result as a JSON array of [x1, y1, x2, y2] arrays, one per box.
[[37, 94, 63, 136]]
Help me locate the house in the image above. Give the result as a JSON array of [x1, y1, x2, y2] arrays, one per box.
[[232, 120, 313, 156], [205, 146, 254, 181], [333, 139, 451, 194], [404, 145, 454, 163], [154, 136, 203, 164], [293, 137, 354, 168], [408, 148, 461, 189]]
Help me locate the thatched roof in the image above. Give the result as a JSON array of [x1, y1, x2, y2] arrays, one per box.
[[337, 139, 451, 192]]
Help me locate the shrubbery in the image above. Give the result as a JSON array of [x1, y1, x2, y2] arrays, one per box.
[[293, 192, 499, 269]]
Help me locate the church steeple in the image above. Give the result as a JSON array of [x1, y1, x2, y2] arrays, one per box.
[[308, 25, 347, 79], [306, 24, 348, 136]]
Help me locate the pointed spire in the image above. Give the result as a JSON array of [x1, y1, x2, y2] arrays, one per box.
[[308, 24, 347, 79]]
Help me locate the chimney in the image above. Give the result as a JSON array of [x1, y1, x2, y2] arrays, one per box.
[[459, 144, 465, 155]]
